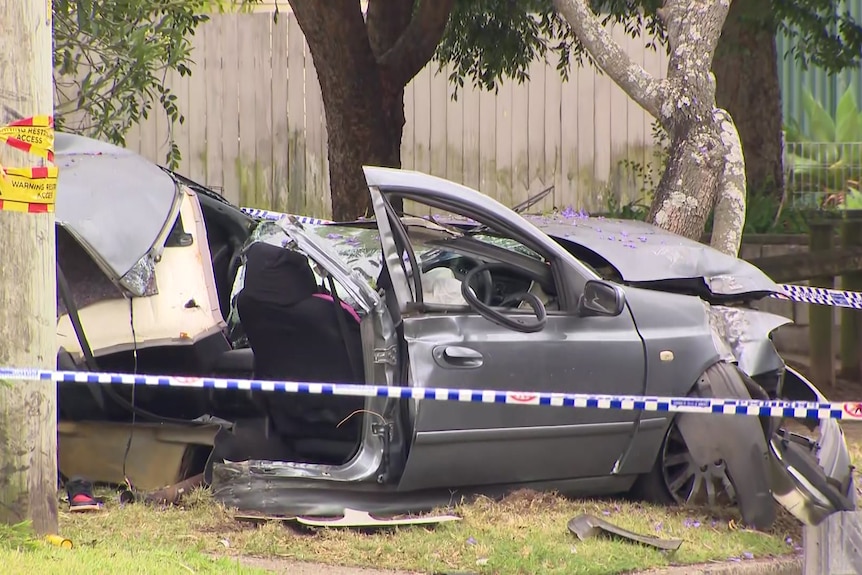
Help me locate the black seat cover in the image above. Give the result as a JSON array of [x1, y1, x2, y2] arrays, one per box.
[[235, 241, 364, 447]]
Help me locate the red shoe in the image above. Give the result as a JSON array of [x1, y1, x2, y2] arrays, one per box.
[[66, 477, 103, 512]]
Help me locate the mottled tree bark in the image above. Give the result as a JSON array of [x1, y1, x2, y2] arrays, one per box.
[[713, 0, 784, 199], [554, 0, 747, 256], [287, 0, 454, 220], [0, 0, 58, 535]]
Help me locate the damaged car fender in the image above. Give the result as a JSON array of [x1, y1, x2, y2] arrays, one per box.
[[675, 362, 776, 530]]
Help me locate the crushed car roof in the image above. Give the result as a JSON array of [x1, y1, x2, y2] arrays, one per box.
[[361, 166, 782, 297], [55, 132, 178, 281]]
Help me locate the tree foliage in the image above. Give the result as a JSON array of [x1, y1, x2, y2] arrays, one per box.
[[437, 0, 862, 99], [52, 0, 209, 167]]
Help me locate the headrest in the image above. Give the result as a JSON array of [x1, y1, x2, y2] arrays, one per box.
[[242, 241, 317, 306]]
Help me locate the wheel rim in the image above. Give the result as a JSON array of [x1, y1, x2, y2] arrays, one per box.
[[660, 421, 737, 507]]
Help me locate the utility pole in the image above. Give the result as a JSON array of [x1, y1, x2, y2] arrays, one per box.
[[0, 0, 58, 534]]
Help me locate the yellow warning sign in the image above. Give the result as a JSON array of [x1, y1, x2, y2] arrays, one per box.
[[0, 115, 57, 212], [0, 166, 57, 204]]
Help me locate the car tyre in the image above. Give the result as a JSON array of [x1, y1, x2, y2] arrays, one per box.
[[631, 362, 777, 529]]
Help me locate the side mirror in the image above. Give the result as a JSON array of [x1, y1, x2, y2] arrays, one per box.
[[577, 280, 626, 317]]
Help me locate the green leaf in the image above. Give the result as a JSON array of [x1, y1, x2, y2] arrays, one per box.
[[846, 189, 862, 210], [786, 152, 822, 175], [835, 87, 862, 142], [802, 88, 836, 143]]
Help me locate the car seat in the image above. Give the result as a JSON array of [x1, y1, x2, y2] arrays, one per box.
[[233, 241, 365, 462]]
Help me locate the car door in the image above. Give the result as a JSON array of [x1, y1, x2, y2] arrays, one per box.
[[368, 187, 648, 492]]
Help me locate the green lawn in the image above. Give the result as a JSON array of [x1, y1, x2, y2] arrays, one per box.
[[2, 429, 858, 575]]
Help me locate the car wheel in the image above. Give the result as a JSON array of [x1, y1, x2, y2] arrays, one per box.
[[632, 417, 737, 507], [632, 362, 776, 529], [659, 419, 737, 506]]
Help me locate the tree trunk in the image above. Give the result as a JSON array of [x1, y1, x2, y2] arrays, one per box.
[[554, 0, 735, 243], [710, 108, 747, 257], [0, 0, 58, 534], [713, 0, 784, 199], [649, 120, 725, 238], [288, 0, 453, 220], [318, 79, 403, 220], [288, 0, 399, 220]]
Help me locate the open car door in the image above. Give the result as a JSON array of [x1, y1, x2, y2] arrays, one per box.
[[368, 182, 650, 493]]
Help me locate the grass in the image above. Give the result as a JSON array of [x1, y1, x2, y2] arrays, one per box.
[[0, 432, 858, 575]]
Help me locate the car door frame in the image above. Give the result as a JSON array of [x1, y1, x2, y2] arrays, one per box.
[[368, 185, 651, 491]]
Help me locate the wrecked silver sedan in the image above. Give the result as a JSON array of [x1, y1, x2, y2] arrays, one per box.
[[55, 133, 855, 530]]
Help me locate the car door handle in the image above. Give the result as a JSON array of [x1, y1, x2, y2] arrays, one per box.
[[433, 345, 484, 369]]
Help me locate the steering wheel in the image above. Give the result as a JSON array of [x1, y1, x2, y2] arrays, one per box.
[[422, 257, 493, 304], [461, 262, 547, 333]]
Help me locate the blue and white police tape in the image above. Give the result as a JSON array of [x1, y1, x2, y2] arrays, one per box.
[[241, 207, 332, 225], [2, 366, 862, 421], [771, 284, 862, 310], [236, 206, 862, 311]]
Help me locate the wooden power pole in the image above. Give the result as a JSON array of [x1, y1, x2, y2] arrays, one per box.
[[0, 0, 58, 534]]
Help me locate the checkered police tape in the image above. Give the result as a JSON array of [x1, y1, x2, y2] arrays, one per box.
[[237, 207, 862, 311], [2, 366, 861, 421], [771, 284, 862, 310], [240, 207, 331, 225]]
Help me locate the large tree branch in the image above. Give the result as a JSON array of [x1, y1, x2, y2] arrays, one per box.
[[366, 0, 414, 59], [376, 0, 455, 89], [710, 108, 747, 257], [553, 0, 664, 118], [658, 0, 732, 107]]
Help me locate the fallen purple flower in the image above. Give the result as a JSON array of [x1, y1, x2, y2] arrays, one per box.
[[785, 537, 793, 545], [326, 233, 343, 240], [466, 537, 477, 546], [561, 206, 576, 219], [654, 522, 663, 532], [742, 552, 754, 560], [683, 519, 701, 528], [639, 236, 648, 242], [601, 510, 611, 516]]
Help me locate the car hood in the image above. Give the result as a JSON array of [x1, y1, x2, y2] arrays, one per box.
[[524, 215, 782, 298], [55, 132, 181, 286]]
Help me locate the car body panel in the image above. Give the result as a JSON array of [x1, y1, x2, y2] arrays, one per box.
[[531, 218, 783, 297], [55, 132, 181, 292], [57, 187, 226, 359]]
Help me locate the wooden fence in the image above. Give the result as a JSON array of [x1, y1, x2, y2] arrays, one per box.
[[111, 12, 668, 217]]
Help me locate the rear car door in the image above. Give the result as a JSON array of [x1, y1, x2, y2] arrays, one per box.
[[369, 187, 649, 492]]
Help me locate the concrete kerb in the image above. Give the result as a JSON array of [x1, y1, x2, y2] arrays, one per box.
[[634, 556, 802, 575], [221, 555, 803, 575]]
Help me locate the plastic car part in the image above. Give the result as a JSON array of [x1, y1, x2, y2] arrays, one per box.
[[567, 514, 683, 550], [674, 361, 777, 530]]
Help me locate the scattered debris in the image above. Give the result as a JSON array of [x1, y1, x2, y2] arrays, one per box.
[[44, 535, 73, 549], [567, 514, 683, 551], [233, 508, 461, 530], [295, 508, 461, 529], [144, 473, 205, 505]]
